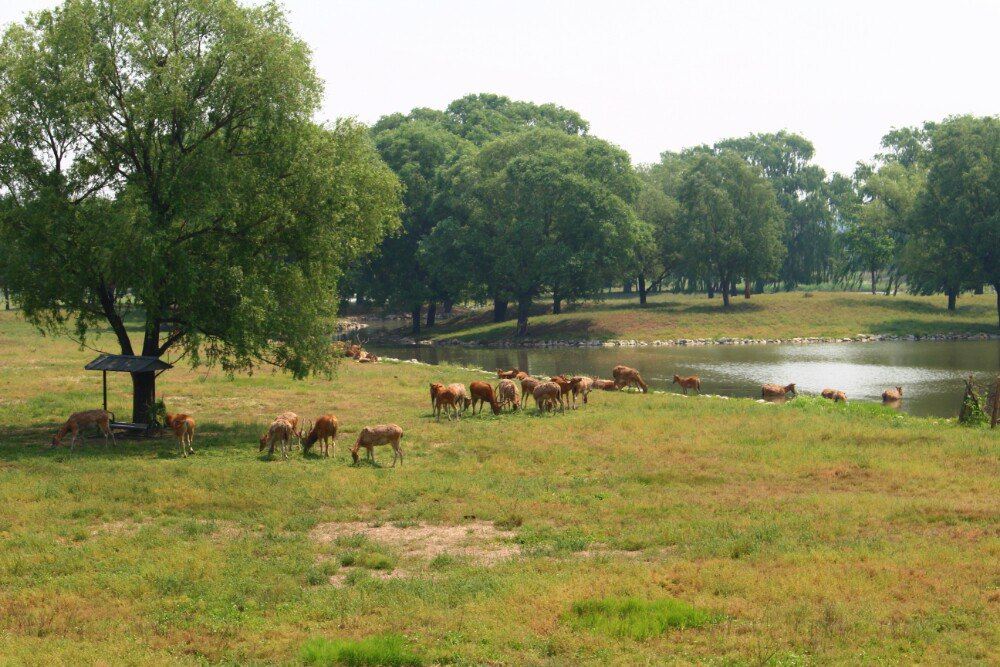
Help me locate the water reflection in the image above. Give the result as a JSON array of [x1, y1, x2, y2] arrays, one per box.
[[371, 339, 1000, 418]]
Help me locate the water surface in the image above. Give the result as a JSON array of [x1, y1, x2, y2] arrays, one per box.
[[372, 340, 1000, 418]]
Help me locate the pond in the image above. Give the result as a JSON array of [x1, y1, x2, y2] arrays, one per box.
[[371, 340, 1000, 418]]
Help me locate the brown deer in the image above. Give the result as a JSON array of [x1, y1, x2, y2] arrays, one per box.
[[613, 365, 648, 393], [533, 381, 564, 413], [592, 378, 619, 391], [882, 386, 903, 402], [448, 383, 471, 412], [821, 388, 848, 403], [434, 387, 460, 421], [429, 382, 445, 410], [165, 412, 196, 457], [762, 383, 797, 399], [496, 368, 521, 379], [550, 376, 576, 407], [351, 424, 404, 467], [51, 409, 116, 450], [496, 379, 520, 411], [301, 414, 339, 457], [520, 377, 541, 409], [672, 375, 701, 394], [470, 381, 501, 415]]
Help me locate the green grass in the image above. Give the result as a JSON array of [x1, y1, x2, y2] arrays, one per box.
[[300, 635, 423, 666], [414, 291, 999, 342], [568, 597, 717, 640], [0, 309, 997, 663]]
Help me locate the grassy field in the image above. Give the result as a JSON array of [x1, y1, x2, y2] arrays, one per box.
[[414, 291, 1000, 343], [0, 309, 998, 664]]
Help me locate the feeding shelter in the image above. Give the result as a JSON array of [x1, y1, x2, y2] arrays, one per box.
[[85, 354, 173, 433]]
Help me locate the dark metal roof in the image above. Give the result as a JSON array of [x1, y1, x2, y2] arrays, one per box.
[[85, 354, 172, 373]]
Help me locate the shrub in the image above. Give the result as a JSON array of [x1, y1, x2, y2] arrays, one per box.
[[300, 635, 423, 666], [567, 597, 716, 640]]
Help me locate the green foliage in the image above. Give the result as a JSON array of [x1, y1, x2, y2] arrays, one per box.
[[567, 597, 717, 640], [958, 393, 988, 427], [0, 0, 402, 390], [300, 635, 424, 666]]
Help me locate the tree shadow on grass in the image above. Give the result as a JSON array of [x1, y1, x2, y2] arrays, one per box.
[[0, 421, 263, 462], [866, 318, 1000, 336]]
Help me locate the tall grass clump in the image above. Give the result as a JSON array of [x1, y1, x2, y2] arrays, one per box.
[[299, 634, 423, 666], [567, 597, 717, 640]]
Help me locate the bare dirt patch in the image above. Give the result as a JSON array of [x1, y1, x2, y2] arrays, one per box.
[[310, 520, 520, 566]]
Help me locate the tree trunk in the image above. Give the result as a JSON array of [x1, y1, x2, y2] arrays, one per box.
[[516, 297, 531, 337], [870, 269, 877, 295], [947, 289, 957, 311], [722, 286, 731, 308], [754, 279, 765, 295], [707, 282, 715, 299], [426, 302, 436, 328], [442, 298, 453, 315], [492, 297, 508, 323], [994, 284, 999, 329], [2, 286, 9, 310], [744, 278, 751, 299], [638, 273, 647, 305], [622, 280, 632, 294], [410, 304, 421, 335], [131, 371, 156, 426], [552, 292, 562, 315]]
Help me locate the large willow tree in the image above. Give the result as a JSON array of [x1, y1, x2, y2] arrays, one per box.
[[0, 0, 401, 423]]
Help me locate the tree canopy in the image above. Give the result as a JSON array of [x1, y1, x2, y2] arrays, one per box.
[[0, 0, 402, 421]]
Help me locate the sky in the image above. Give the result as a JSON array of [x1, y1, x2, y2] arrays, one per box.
[[3, 0, 999, 175]]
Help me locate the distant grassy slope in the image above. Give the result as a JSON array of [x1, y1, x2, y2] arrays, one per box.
[[416, 291, 999, 342], [0, 310, 997, 664]]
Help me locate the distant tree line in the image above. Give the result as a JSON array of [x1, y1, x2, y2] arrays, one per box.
[[342, 95, 999, 334]]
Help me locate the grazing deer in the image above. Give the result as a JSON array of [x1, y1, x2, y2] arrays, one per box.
[[496, 379, 520, 411], [302, 414, 339, 457], [672, 375, 701, 394], [882, 386, 903, 402], [165, 412, 196, 457], [51, 409, 116, 450], [470, 381, 501, 415], [821, 388, 848, 403], [259, 418, 295, 459], [351, 424, 404, 467], [762, 383, 797, 399], [448, 383, 471, 412], [533, 381, 564, 413], [434, 387, 460, 421], [612, 365, 648, 393], [550, 376, 576, 407], [496, 368, 520, 379]]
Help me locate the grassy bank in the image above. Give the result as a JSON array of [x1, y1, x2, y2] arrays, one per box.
[[413, 291, 999, 343], [0, 310, 998, 664]]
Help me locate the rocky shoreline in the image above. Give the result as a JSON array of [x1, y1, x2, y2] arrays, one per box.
[[365, 330, 999, 349]]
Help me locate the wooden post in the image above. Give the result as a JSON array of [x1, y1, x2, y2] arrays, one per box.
[[102, 370, 108, 413], [989, 376, 1000, 429]]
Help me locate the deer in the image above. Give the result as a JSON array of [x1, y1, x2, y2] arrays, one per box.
[[882, 386, 903, 402], [51, 409, 116, 451], [672, 375, 701, 394], [533, 381, 564, 413], [429, 382, 445, 410], [496, 379, 520, 411], [496, 368, 521, 379], [821, 388, 848, 403], [470, 381, 501, 415], [448, 383, 471, 412], [520, 377, 541, 409], [259, 417, 295, 459], [762, 383, 797, 399], [164, 412, 196, 457], [550, 376, 576, 407], [434, 387, 460, 421], [592, 378, 619, 391], [351, 424, 404, 467], [571, 376, 594, 405], [612, 365, 649, 393], [301, 414, 339, 457]]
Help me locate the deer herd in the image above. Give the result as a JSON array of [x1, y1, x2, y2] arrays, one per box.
[[48, 354, 905, 462]]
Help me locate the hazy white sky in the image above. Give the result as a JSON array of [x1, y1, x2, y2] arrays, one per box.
[[3, 0, 999, 174]]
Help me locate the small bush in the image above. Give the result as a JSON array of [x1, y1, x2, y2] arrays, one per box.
[[340, 553, 357, 567], [428, 554, 456, 570], [568, 597, 716, 640], [300, 634, 423, 666], [358, 552, 395, 571]]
